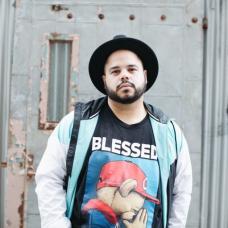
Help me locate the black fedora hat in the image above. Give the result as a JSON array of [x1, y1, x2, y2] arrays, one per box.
[[89, 35, 159, 94]]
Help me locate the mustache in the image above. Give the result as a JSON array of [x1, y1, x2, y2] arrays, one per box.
[[116, 80, 135, 90]]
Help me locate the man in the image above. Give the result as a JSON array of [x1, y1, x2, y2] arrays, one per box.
[[35, 35, 192, 228]]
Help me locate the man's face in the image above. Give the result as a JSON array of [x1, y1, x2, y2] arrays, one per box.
[[103, 50, 147, 104]]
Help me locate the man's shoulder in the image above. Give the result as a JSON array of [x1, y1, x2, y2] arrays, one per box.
[[75, 96, 107, 119], [145, 103, 184, 142], [51, 111, 74, 145], [145, 103, 170, 124]]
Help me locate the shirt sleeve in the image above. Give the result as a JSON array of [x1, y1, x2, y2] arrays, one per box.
[[168, 131, 193, 228], [35, 112, 74, 228]]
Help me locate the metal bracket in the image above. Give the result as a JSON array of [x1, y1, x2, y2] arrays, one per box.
[[7, 150, 36, 178], [26, 154, 36, 178]]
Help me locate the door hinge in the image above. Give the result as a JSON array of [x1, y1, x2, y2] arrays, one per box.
[[26, 154, 36, 178], [8, 151, 36, 178]]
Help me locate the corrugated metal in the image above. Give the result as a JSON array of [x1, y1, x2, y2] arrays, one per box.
[[201, 0, 228, 227], [47, 41, 72, 122], [0, 0, 15, 227]]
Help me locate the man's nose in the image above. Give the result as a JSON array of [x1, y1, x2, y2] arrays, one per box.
[[120, 69, 130, 80]]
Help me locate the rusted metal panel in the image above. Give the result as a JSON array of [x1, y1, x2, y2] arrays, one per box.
[[200, 0, 228, 227], [9, 0, 205, 228]]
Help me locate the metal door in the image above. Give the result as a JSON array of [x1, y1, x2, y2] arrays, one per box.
[[5, 0, 204, 227]]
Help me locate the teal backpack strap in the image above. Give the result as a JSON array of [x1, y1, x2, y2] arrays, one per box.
[[169, 120, 183, 157], [66, 116, 99, 218], [170, 120, 178, 157]]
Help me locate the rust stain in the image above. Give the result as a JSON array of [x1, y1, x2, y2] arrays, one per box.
[[129, 14, 135, 20], [160, 14, 166, 21], [51, 4, 69, 12], [202, 17, 208, 30], [5, 147, 25, 228], [0, 161, 7, 168], [6, 119, 26, 227], [18, 192, 24, 228], [67, 13, 73, 19], [98, 13, 105, 20], [39, 122, 57, 130], [27, 167, 36, 179], [192, 17, 198, 23], [51, 32, 61, 39]]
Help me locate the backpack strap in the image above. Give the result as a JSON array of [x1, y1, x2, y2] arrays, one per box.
[[64, 97, 107, 190], [64, 102, 84, 190], [166, 120, 178, 227], [170, 120, 178, 157]]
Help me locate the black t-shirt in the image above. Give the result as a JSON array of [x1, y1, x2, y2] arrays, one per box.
[[71, 104, 161, 228]]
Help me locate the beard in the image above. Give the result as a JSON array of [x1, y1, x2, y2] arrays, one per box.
[[104, 80, 147, 104]]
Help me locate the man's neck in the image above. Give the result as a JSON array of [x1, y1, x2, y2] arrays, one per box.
[[107, 97, 147, 125]]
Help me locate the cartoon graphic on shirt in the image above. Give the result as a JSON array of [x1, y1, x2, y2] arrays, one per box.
[[82, 161, 160, 228]]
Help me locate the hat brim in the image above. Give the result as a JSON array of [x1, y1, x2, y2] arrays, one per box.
[[89, 37, 159, 94]]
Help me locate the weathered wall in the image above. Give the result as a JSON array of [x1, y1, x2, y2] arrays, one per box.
[[15, 1, 203, 227], [1, 0, 227, 228]]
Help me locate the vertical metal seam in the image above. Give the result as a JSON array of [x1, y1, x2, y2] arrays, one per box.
[[0, 0, 16, 227], [201, 0, 228, 227], [218, 0, 228, 227], [200, 0, 211, 227]]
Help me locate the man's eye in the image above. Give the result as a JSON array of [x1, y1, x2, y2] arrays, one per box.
[[111, 70, 120, 75], [129, 68, 137, 72]]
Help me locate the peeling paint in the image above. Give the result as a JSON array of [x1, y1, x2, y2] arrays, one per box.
[[71, 35, 80, 72], [39, 79, 48, 126], [8, 119, 26, 174], [9, 119, 26, 146], [5, 148, 25, 228], [6, 118, 27, 227], [6, 120, 26, 226]]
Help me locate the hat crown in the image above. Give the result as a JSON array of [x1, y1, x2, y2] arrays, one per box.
[[113, 34, 127, 40]]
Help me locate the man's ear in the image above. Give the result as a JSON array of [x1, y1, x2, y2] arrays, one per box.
[[102, 75, 107, 88], [144, 70, 148, 84]]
